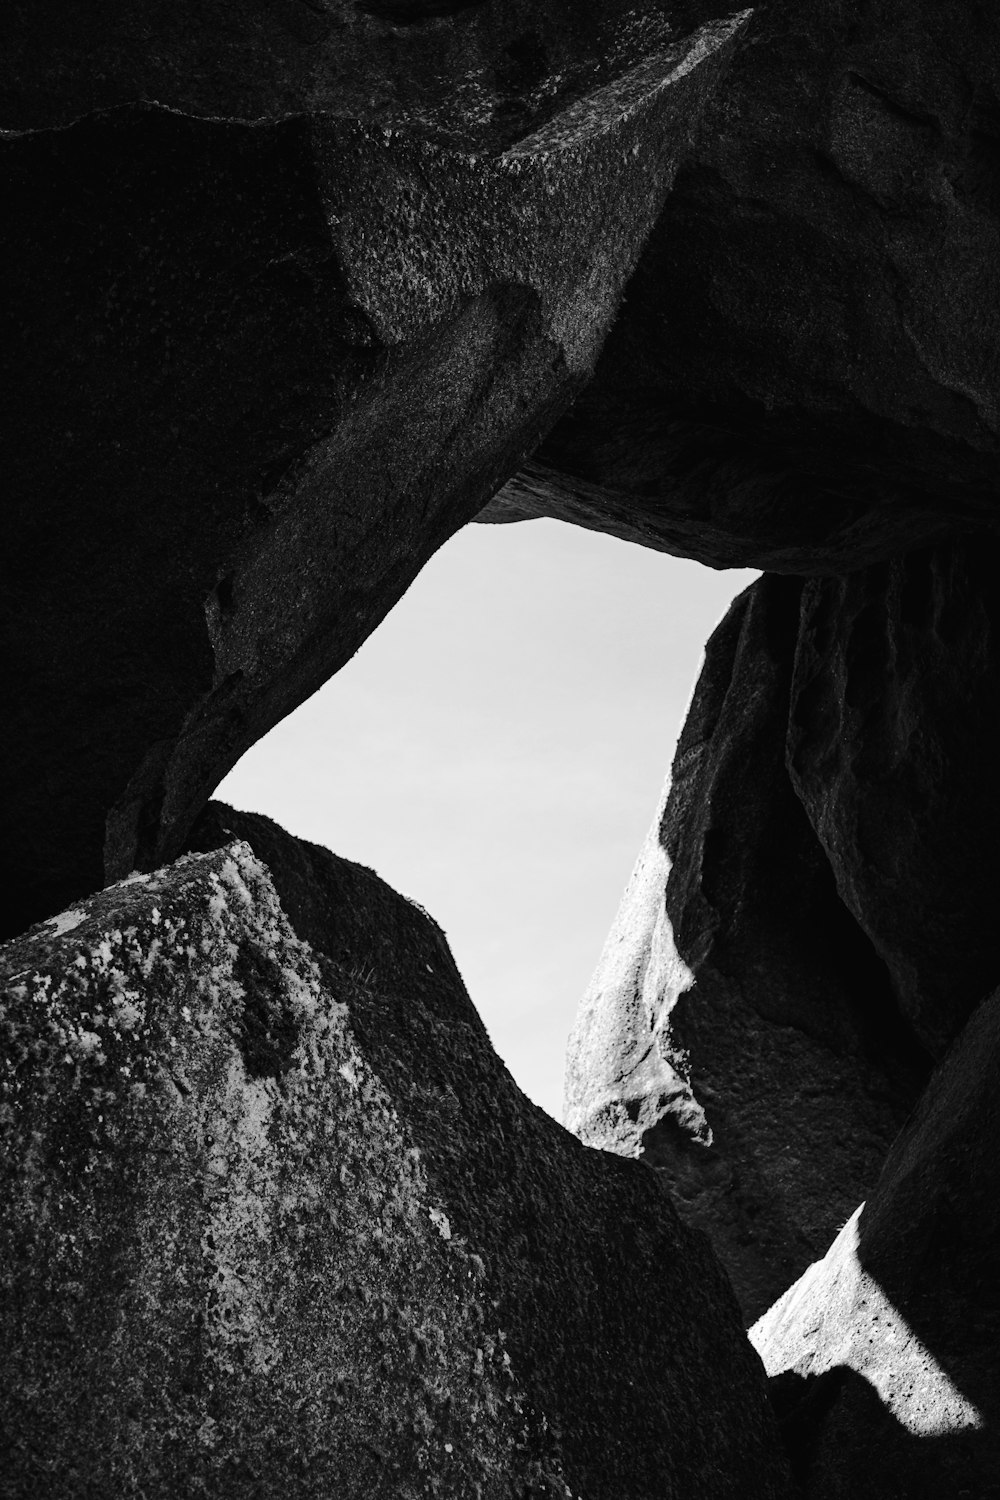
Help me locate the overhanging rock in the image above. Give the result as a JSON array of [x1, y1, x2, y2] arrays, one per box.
[[482, 0, 1000, 573], [0, 5, 750, 941]]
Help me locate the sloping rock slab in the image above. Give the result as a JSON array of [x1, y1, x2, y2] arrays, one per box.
[[0, 7, 748, 942], [481, 0, 1000, 573], [751, 984, 1000, 1497], [788, 535, 1000, 1059], [566, 577, 929, 1322], [1, 824, 791, 1498]]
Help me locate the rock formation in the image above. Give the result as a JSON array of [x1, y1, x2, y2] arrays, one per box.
[[751, 981, 1000, 1497], [0, 3, 748, 941], [788, 536, 1000, 1059], [0, 811, 791, 1498], [481, 0, 1000, 573], [566, 575, 931, 1321], [5, 1, 1000, 1494]]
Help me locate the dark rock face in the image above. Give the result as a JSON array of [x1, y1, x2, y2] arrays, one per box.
[[788, 536, 1000, 1059], [481, 0, 1000, 573], [566, 577, 931, 1322], [1, 0, 743, 141], [0, 5, 748, 942], [751, 984, 1000, 1498], [6, 3, 1000, 1487], [0, 815, 792, 1499]]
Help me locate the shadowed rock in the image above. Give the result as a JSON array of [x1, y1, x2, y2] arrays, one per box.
[[566, 577, 930, 1322], [751, 983, 1000, 1497], [788, 535, 1000, 1059], [0, 808, 792, 1499], [1, 0, 745, 142], [0, 4, 749, 942], [481, 0, 1000, 573]]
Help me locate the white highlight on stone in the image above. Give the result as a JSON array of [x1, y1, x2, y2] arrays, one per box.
[[750, 1204, 983, 1438], [44, 907, 88, 937], [429, 1207, 452, 1241], [564, 773, 708, 1152]]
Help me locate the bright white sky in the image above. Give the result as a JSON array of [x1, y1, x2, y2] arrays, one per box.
[[217, 517, 755, 1121]]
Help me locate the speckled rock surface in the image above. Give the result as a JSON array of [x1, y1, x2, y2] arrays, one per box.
[[751, 984, 1000, 1498], [565, 577, 930, 1323], [0, 0, 745, 139], [481, 0, 1000, 573], [787, 535, 1000, 1060], [0, 4, 748, 943], [1, 824, 792, 1499]]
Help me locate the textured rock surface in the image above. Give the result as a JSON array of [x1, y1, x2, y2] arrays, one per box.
[[788, 535, 1000, 1060], [751, 985, 1000, 1498], [1, 0, 745, 139], [0, 4, 748, 942], [0, 817, 792, 1499], [566, 577, 930, 1322], [481, 0, 1000, 573]]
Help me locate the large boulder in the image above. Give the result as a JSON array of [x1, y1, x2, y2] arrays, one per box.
[[787, 535, 1000, 1059], [0, 4, 749, 942], [566, 577, 930, 1322], [481, 0, 1000, 573], [750, 983, 1000, 1497], [0, 809, 792, 1498]]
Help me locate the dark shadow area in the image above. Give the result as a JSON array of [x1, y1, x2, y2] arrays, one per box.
[[357, 0, 490, 23], [767, 1367, 852, 1491], [768, 1364, 996, 1498]]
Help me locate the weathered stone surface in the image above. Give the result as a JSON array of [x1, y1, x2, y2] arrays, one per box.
[[1, 0, 744, 141], [566, 577, 930, 1322], [751, 984, 1000, 1498], [788, 535, 1000, 1059], [1, 813, 792, 1499], [481, 0, 1000, 573], [0, 5, 749, 943]]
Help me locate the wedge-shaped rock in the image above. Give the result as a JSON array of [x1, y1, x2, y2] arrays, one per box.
[[566, 577, 929, 1322], [0, 7, 749, 941], [0, 817, 791, 1498], [751, 983, 1000, 1496]]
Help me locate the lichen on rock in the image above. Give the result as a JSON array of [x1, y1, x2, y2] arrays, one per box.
[[1, 845, 543, 1496], [1, 827, 792, 1497]]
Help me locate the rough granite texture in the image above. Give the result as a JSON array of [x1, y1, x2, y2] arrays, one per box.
[[751, 985, 1000, 1497], [565, 577, 930, 1322], [0, 820, 793, 1499], [5, 2, 1000, 1490], [481, 0, 1000, 573], [0, 4, 749, 941], [788, 534, 1000, 1060]]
